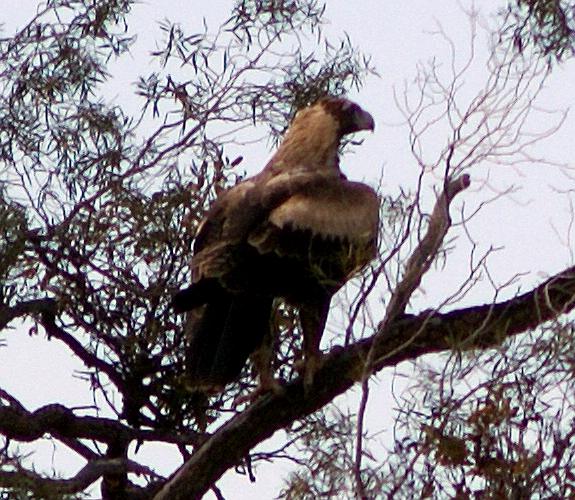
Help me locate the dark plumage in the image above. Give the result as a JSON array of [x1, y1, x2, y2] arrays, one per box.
[[172, 96, 379, 392]]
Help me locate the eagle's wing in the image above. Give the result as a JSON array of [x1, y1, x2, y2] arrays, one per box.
[[189, 169, 353, 286], [251, 179, 379, 271], [269, 180, 379, 243]]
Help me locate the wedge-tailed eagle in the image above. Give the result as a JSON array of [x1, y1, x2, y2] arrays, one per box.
[[172, 96, 379, 392]]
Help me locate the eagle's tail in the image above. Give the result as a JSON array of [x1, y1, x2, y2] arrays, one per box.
[[184, 293, 273, 390]]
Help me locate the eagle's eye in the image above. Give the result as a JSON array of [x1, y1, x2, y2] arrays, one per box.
[[340, 99, 356, 113]]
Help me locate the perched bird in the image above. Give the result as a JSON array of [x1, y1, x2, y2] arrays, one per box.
[[172, 96, 379, 393]]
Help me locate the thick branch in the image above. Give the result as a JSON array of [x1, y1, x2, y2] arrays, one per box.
[[154, 264, 575, 499], [0, 457, 161, 497], [0, 298, 56, 330], [0, 401, 202, 447], [0, 458, 124, 496]]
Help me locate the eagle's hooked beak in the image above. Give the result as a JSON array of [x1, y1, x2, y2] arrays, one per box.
[[353, 107, 375, 133]]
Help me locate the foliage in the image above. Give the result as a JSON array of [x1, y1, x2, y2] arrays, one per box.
[[504, 0, 575, 60], [380, 323, 575, 498]]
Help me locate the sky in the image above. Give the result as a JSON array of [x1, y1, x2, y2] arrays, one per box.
[[2, 1, 575, 498]]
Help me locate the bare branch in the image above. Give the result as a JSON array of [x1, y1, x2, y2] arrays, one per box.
[[382, 174, 471, 325], [0, 457, 161, 497], [0, 298, 56, 330], [0, 401, 202, 447]]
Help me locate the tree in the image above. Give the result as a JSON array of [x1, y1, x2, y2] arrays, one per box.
[[1, 1, 575, 498]]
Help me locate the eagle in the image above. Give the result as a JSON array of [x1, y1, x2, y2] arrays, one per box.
[[172, 96, 379, 393]]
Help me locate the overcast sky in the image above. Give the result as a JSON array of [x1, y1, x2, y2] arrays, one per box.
[[2, 1, 575, 498]]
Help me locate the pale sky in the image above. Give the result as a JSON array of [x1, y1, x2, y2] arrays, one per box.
[[1, 1, 575, 498]]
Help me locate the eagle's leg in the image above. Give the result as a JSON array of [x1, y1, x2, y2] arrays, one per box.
[[233, 305, 283, 406], [250, 326, 283, 395], [299, 298, 330, 388], [233, 343, 283, 406]]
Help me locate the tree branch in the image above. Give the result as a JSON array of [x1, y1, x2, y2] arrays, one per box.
[[154, 263, 575, 499], [0, 457, 162, 497], [381, 174, 471, 324], [354, 174, 469, 496], [0, 401, 202, 447], [0, 297, 126, 392], [38, 307, 128, 391], [0, 298, 56, 330]]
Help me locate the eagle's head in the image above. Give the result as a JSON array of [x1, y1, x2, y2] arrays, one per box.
[[269, 96, 375, 173], [288, 97, 374, 141], [315, 96, 375, 136]]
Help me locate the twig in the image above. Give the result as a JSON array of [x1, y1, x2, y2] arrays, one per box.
[[353, 174, 470, 498]]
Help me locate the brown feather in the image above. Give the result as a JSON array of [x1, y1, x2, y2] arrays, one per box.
[[268, 180, 379, 242]]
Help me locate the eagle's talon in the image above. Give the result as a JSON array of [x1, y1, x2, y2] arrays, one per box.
[[234, 379, 284, 406], [301, 354, 323, 390]]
